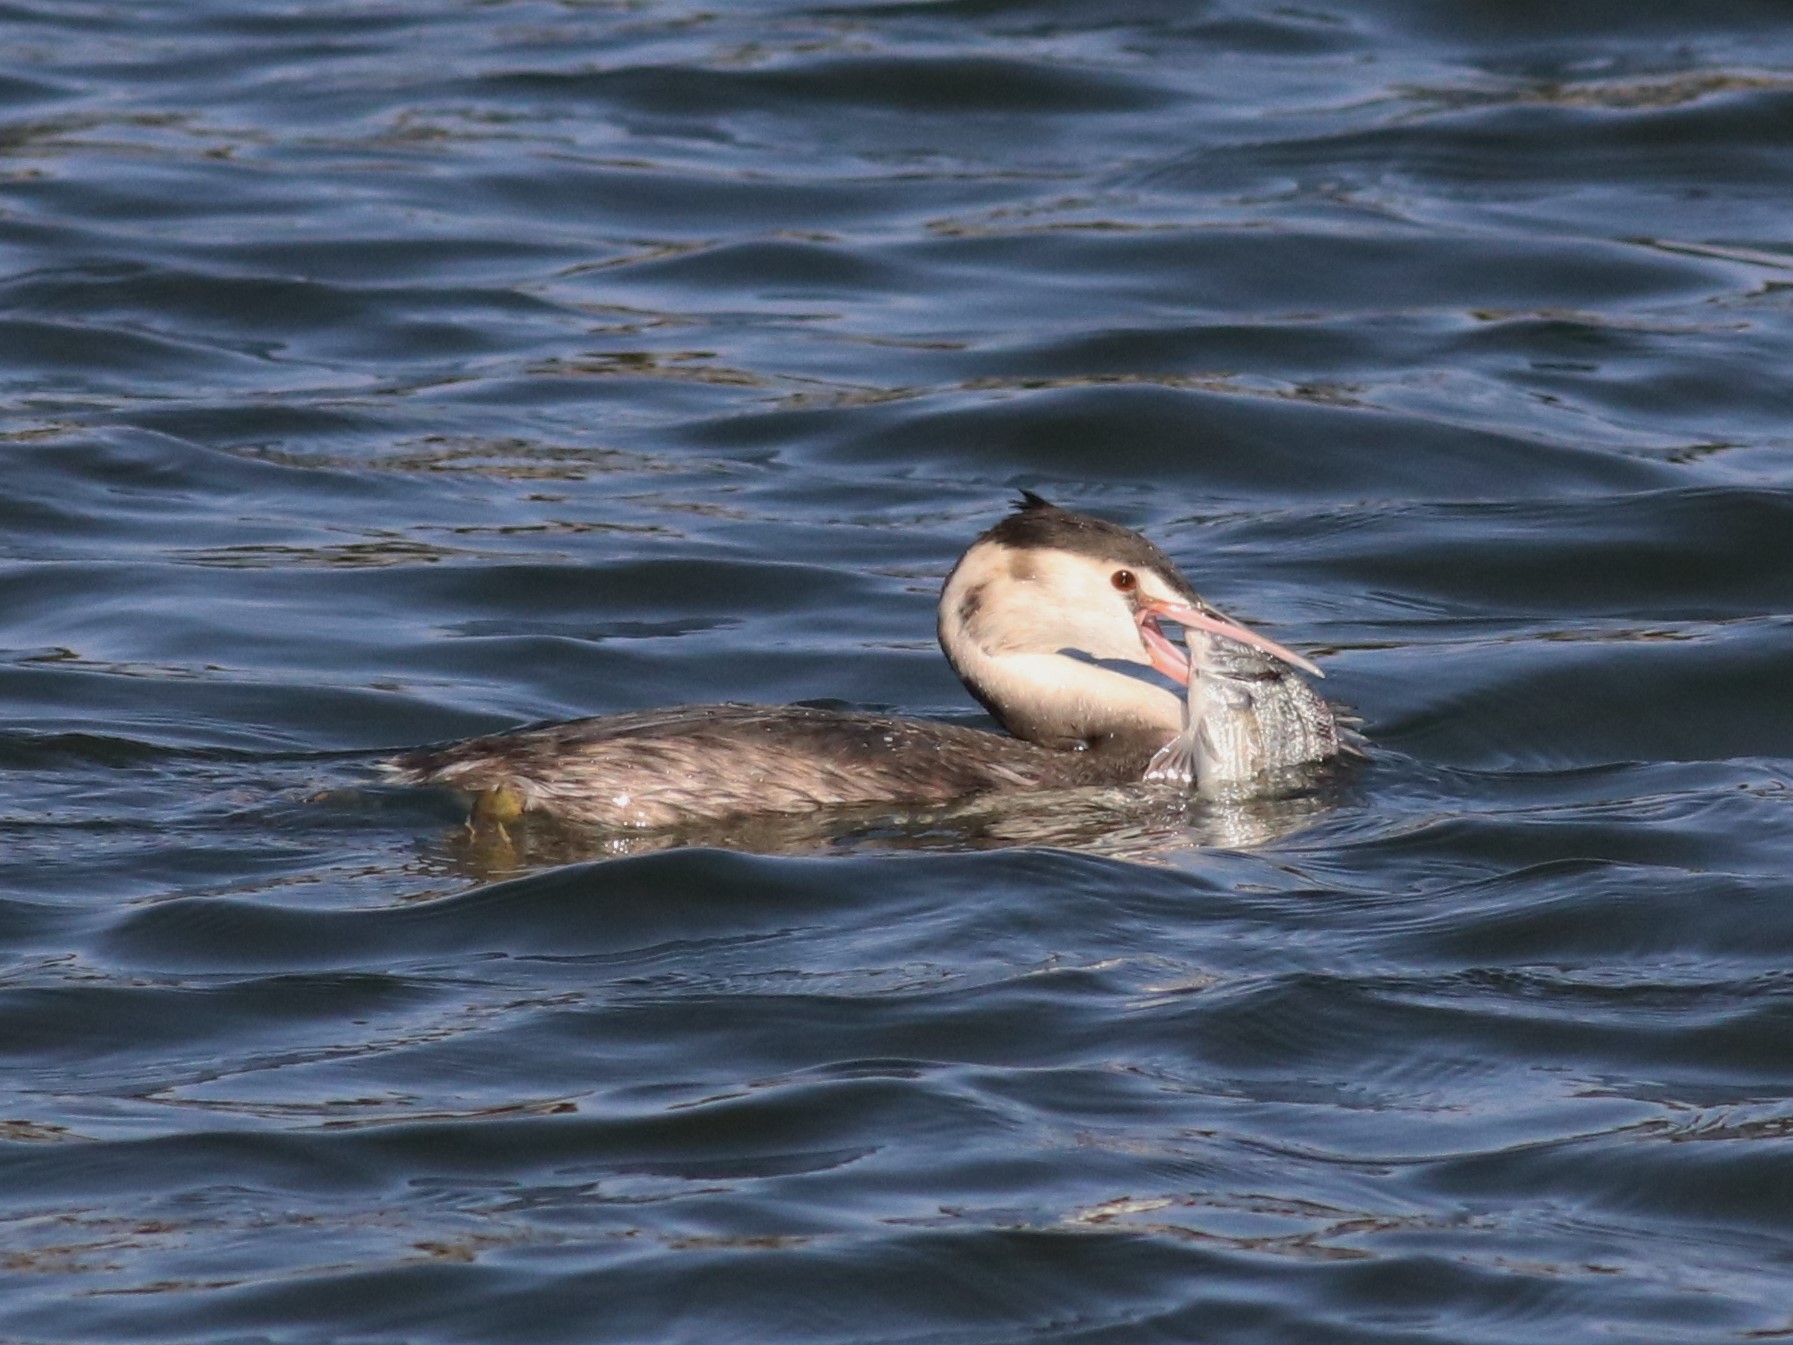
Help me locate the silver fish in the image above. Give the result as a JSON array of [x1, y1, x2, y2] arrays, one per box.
[[1145, 629, 1339, 796]]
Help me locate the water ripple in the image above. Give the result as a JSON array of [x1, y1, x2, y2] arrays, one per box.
[[5, 0, 1793, 1340]]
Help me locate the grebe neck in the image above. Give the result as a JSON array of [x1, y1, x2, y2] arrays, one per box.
[[938, 547, 1182, 751]]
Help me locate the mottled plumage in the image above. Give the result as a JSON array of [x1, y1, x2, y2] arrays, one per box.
[[384, 495, 1344, 830], [385, 702, 1168, 830]]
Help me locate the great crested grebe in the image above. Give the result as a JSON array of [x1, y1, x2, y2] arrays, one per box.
[[385, 494, 1341, 829]]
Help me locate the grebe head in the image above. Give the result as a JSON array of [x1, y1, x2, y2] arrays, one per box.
[[938, 493, 1317, 751]]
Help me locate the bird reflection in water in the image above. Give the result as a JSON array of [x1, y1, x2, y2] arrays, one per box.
[[419, 752, 1356, 884]]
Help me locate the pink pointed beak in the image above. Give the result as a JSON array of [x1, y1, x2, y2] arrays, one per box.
[[1136, 598, 1324, 682]]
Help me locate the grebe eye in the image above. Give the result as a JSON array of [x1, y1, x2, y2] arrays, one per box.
[[1111, 569, 1137, 592]]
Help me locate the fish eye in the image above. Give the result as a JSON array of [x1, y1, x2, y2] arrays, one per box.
[[1111, 569, 1137, 592]]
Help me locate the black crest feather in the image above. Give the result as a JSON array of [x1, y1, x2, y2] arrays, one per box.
[[980, 496, 1197, 599]]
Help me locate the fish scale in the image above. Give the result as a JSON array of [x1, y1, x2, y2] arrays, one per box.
[[1146, 632, 1339, 795]]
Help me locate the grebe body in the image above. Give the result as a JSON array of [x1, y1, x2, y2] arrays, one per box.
[[385, 495, 1340, 828]]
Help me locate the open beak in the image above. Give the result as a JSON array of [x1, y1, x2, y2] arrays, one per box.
[[1137, 598, 1324, 681]]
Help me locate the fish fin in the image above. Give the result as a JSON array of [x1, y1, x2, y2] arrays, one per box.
[[1144, 734, 1198, 787]]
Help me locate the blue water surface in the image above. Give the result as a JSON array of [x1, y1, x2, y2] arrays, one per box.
[[4, 1, 1793, 1340]]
